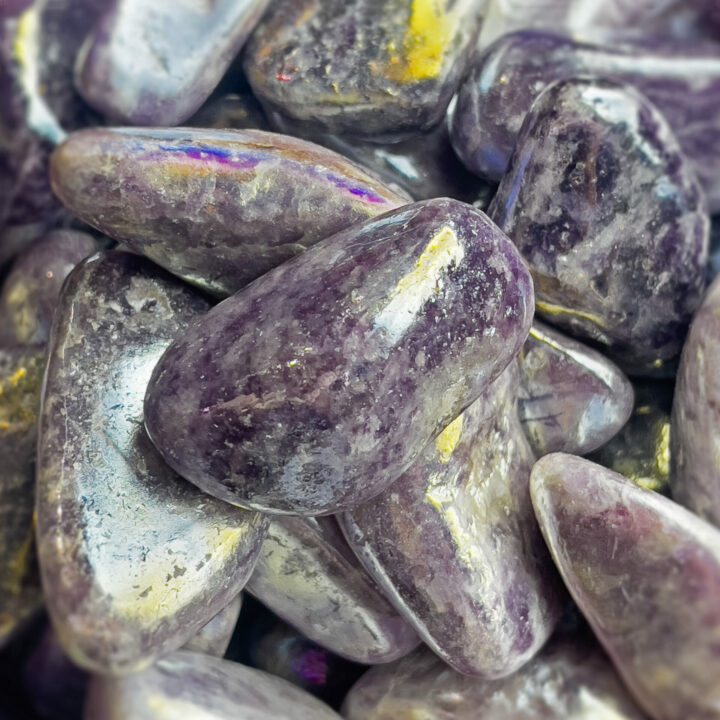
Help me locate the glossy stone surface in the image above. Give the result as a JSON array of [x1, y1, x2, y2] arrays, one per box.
[[0, 230, 96, 345], [531, 454, 720, 720], [75, 0, 271, 126], [246, 516, 419, 664], [671, 274, 720, 525], [451, 31, 720, 212], [489, 78, 708, 368], [49, 127, 410, 296], [342, 635, 648, 720], [145, 198, 534, 515], [342, 362, 563, 678], [243, 0, 483, 139], [85, 650, 342, 720], [517, 322, 634, 456], [0, 345, 45, 647], [36, 252, 268, 675], [183, 594, 242, 658]]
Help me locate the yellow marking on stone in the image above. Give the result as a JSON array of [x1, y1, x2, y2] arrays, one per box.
[[435, 414, 464, 463], [146, 695, 218, 720], [576, 687, 633, 720], [7, 367, 26, 387], [655, 421, 670, 478], [535, 299, 606, 329], [12, 8, 34, 69], [4, 523, 34, 596]]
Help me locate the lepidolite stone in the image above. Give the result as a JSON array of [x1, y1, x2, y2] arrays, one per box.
[[531, 453, 720, 720], [243, 0, 483, 139], [144, 198, 534, 515], [450, 31, 720, 212], [36, 252, 268, 675], [517, 322, 634, 456], [671, 274, 720, 525], [49, 127, 410, 296], [183, 594, 242, 658], [342, 635, 648, 720], [489, 77, 708, 368], [85, 650, 342, 720], [342, 362, 563, 678], [75, 0, 271, 126], [246, 517, 419, 664], [0, 230, 96, 345]]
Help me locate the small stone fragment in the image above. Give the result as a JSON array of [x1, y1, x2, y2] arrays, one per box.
[[36, 252, 268, 675], [342, 361, 564, 678], [144, 198, 534, 515], [517, 322, 634, 456], [49, 127, 411, 296], [489, 77, 708, 368], [183, 595, 243, 658], [531, 453, 720, 720], [246, 517, 419, 664], [84, 650, 343, 720]]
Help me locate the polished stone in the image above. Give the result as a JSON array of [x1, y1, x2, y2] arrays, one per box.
[[183, 594, 243, 658], [36, 251, 268, 674], [144, 198, 534, 515]]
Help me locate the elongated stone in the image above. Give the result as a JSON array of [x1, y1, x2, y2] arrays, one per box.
[[342, 635, 648, 720], [75, 0, 271, 126], [144, 198, 534, 515], [489, 77, 708, 368], [183, 595, 242, 658], [36, 252, 268, 675], [49, 127, 411, 296], [342, 361, 564, 678], [243, 0, 483, 139], [531, 453, 720, 720], [246, 516, 419, 664], [517, 322, 634, 456], [85, 650, 342, 720]]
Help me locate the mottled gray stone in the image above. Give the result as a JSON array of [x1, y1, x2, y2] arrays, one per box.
[[183, 594, 243, 658]]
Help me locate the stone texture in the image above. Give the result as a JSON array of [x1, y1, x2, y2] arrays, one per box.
[[342, 634, 648, 720], [49, 127, 411, 296], [187, 92, 269, 133], [246, 516, 419, 664], [0, 229, 96, 345], [342, 361, 564, 678], [183, 594, 243, 658], [243, 0, 483, 139], [144, 198, 534, 515], [489, 77, 708, 369], [517, 322, 634, 456], [671, 274, 720, 525], [85, 650, 342, 720], [36, 251, 268, 675], [531, 453, 720, 720], [75, 0, 271, 126]]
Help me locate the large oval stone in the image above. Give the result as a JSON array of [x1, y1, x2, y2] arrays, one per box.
[[36, 252, 268, 675], [342, 361, 564, 678], [49, 127, 410, 296], [531, 453, 720, 720], [144, 198, 534, 515], [246, 516, 419, 664], [489, 77, 708, 369]]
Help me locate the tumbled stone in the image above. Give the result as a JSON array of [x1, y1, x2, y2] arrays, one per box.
[[517, 322, 634, 456], [144, 198, 534, 515], [85, 650, 342, 720], [342, 361, 563, 678], [36, 251, 268, 675], [0, 346, 45, 647], [187, 92, 269, 132], [75, 0, 271, 126], [671, 274, 720, 525], [247, 516, 419, 664], [0, 230, 96, 345], [489, 77, 708, 368], [450, 31, 720, 212], [49, 127, 411, 296], [243, 0, 483, 139], [183, 595, 242, 658], [531, 453, 720, 720], [342, 634, 648, 720]]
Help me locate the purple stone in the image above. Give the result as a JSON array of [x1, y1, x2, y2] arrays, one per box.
[[144, 198, 534, 515], [489, 77, 708, 369], [341, 361, 564, 678], [517, 322, 634, 456], [49, 127, 411, 296], [531, 453, 720, 720], [75, 0, 271, 126], [246, 516, 419, 664], [183, 594, 243, 658], [36, 251, 268, 675]]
